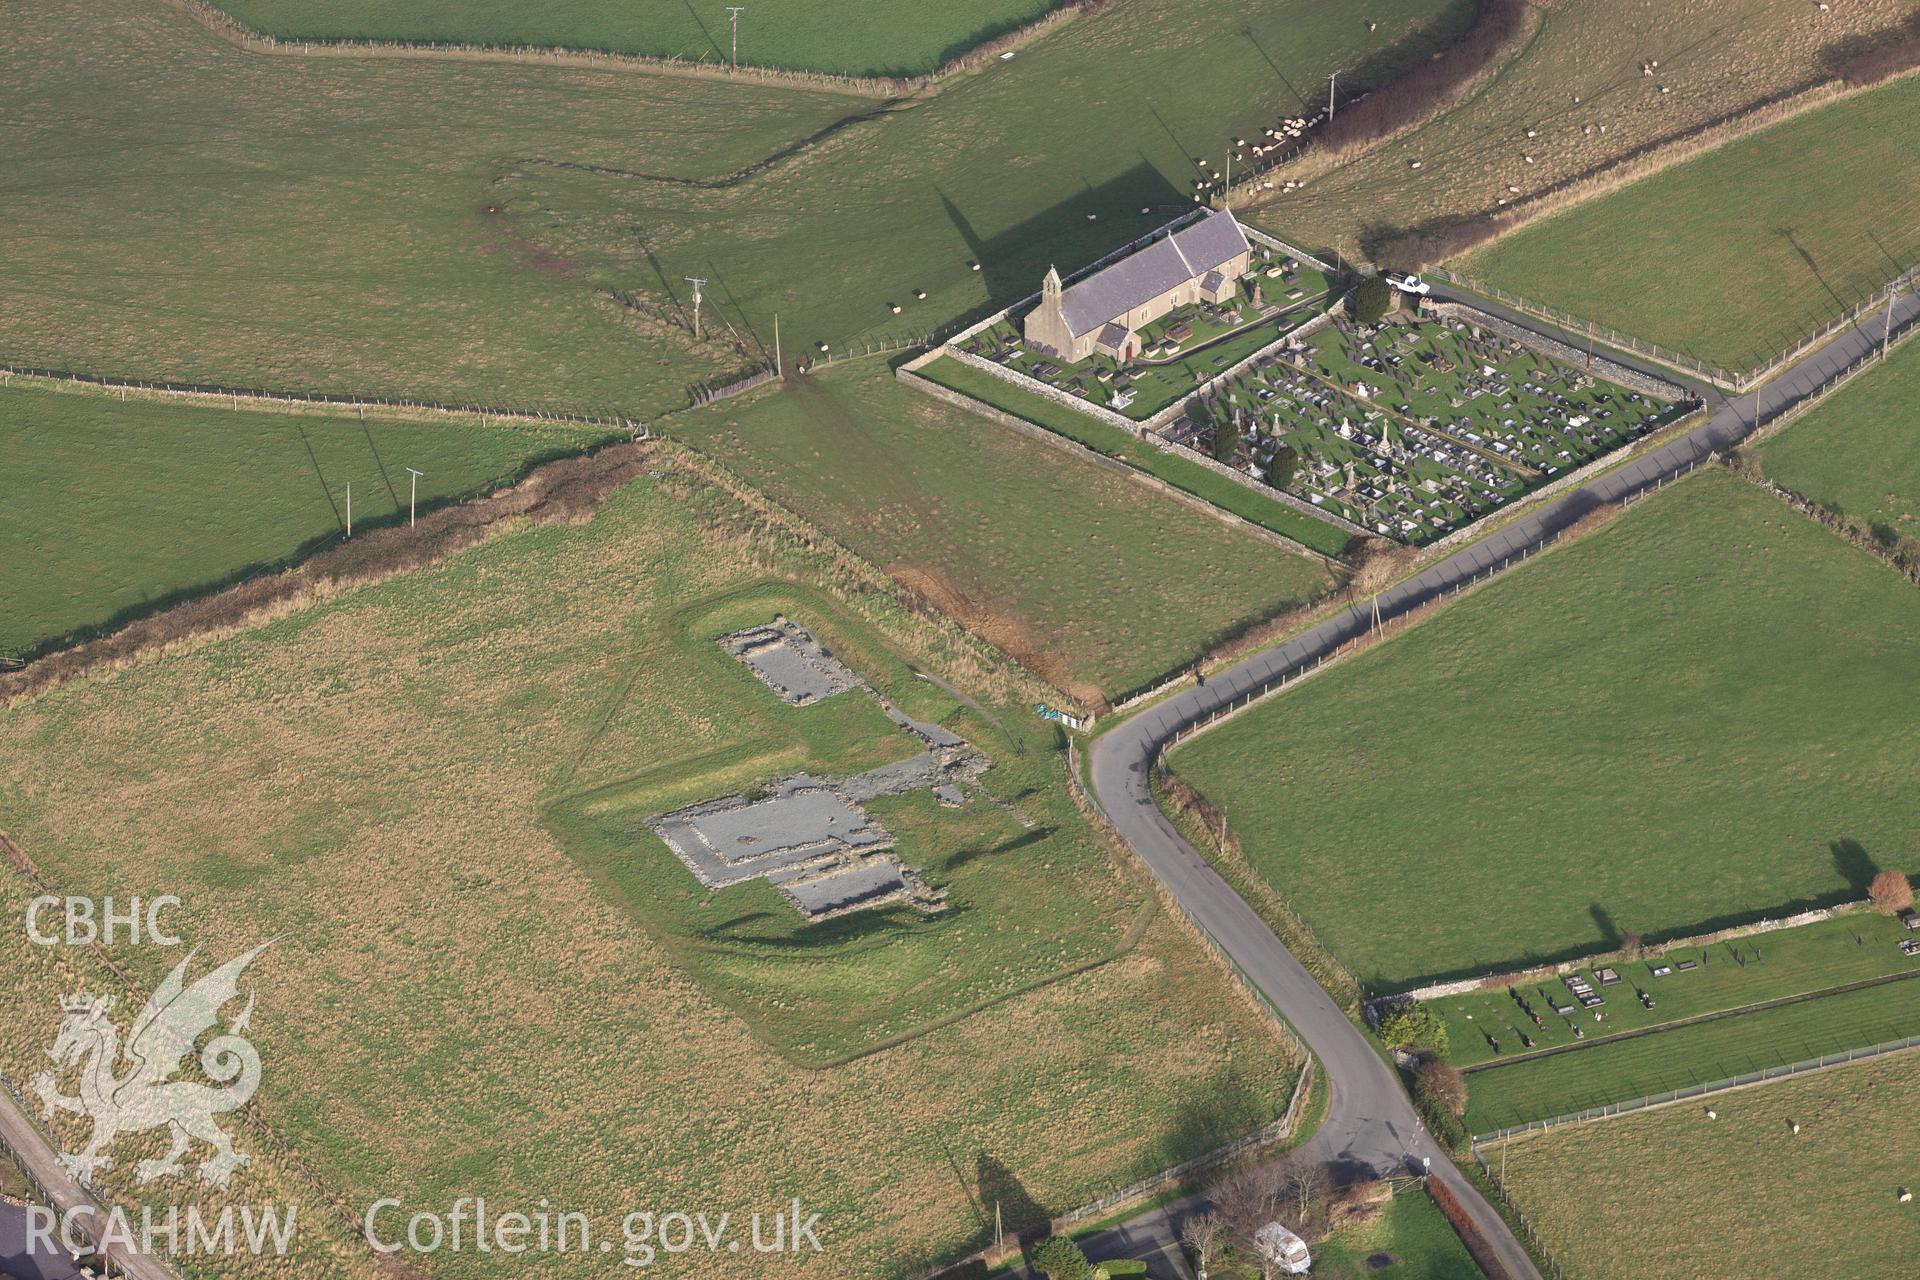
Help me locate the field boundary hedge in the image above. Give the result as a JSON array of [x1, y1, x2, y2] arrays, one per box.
[[161, 0, 1107, 98]]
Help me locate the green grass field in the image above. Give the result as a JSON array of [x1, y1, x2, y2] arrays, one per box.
[[1433, 913, 1920, 1070], [673, 366, 1333, 702], [0, 0, 1469, 418], [1306, 1192, 1484, 1280], [1455, 74, 1920, 373], [0, 450, 1302, 1278], [211, 0, 1067, 78], [1759, 335, 1920, 538], [1, 380, 617, 657], [1495, 1051, 1920, 1278], [915, 357, 1356, 557], [1463, 975, 1920, 1132], [1171, 469, 1920, 989]]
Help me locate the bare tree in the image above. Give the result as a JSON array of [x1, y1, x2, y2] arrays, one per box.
[[1179, 1210, 1225, 1279], [1871, 869, 1915, 914], [1282, 1160, 1331, 1237], [1215, 1162, 1284, 1235]]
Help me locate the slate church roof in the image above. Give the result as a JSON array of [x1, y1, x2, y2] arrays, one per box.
[[1057, 210, 1250, 338]]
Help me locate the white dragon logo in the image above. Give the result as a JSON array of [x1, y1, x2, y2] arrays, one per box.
[[30, 942, 272, 1189]]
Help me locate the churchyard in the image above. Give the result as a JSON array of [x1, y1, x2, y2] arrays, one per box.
[[1459, 975, 1920, 1133], [955, 256, 1333, 422], [914, 353, 1357, 555], [1431, 914, 1920, 1071], [1488, 1051, 1920, 1279], [1408, 912, 1920, 1133], [1172, 314, 1683, 542], [0, 447, 1303, 1276], [1169, 470, 1920, 990]]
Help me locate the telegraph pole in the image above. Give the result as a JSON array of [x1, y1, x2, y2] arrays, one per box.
[[1328, 70, 1340, 120], [774, 313, 783, 378], [346, 483, 352, 538], [406, 467, 423, 527], [685, 277, 707, 341], [1884, 288, 1897, 360], [726, 7, 744, 71]]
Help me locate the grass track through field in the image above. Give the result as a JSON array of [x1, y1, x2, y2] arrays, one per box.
[[1464, 975, 1920, 1132]]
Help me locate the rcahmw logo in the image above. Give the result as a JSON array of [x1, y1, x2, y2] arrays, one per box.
[[27, 1202, 297, 1260], [32, 941, 274, 1188]]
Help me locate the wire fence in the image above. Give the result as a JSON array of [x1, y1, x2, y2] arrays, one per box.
[[1471, 1033, 1920, 1146], [1466, 1146, 1569, 1280], [1423, 267, 1735, 386], [1160, 530, 1566, 755]]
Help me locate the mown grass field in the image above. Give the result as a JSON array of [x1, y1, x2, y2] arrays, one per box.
[[1171, 469, 1920, 990], [0, 0, 1470, 417], [915, 356, 1356, 557], [1307, 1191, 1483, 1280], [1259, 0, 1912, 262], [1452, 73, 1920, 372], [0, 380, 617, 657], [1494, 1051, 1920, 1278], [673, 366, 1333, 702], [0, 450, 1302, 1278], [1434, 913, 1920, 1070], [1759, 334, 1920, 536], [212, 0, 1067, 78], [1463, 975, 1920, 1132]]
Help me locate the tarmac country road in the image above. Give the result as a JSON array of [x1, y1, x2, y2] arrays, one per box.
[[1066, 281, 1920, 1280]]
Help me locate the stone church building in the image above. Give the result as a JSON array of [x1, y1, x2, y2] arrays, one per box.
[[1023, 209, 1253, 363]]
